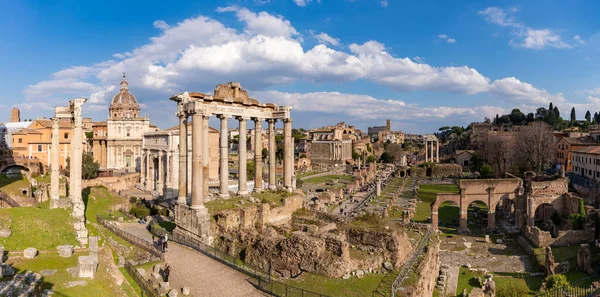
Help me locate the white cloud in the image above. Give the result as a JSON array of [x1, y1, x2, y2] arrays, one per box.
[[312, 31, 340, 46], [218, 6, 298, 38], [574, 35, 585, 44], [257, 90, 504, 121], [413, 56, 425, 63], [489, 77, 565, 105], [520, 28, 570, 49], [52, 66, 97, 79], [153, 20, 170, 30], [479, 6, 572, 50], [381, 0, 388, 8], [438, 34, 457, 44], [24, 78, 101, 98], [293, 0, 311, 7]]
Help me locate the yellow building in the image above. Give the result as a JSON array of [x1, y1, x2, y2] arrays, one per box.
[[11, 118, 76, 170]]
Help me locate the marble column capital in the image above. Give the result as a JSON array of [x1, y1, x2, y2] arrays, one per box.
[[217, 114, 232, 120], [266, 118, 277, 123], [236, 116, 250, 121], [52, 117, 61, 127], [252, 117, 265, 123]]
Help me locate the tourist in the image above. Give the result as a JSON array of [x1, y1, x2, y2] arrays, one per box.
[[164, 264, 171, 282], [163, 234, 169, 251]]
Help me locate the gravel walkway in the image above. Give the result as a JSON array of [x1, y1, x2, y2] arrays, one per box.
[[120, 222, 266, 297]]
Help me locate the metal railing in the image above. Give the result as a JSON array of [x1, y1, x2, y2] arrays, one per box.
[[124, 260, 160, 297], [0, 190, 20, 208], [534, 274, 600, 297], [390, 227, 433, 297], [172, 232, 329, 297], [97, 215, 164, 260]]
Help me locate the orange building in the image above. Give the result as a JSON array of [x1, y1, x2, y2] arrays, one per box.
[[556, 136, 599, 172], [11, 119, 80, 170]]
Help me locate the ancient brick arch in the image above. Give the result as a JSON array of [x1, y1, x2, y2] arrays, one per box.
[[431, 178, 523, 232], [0, 157, 43, 175]]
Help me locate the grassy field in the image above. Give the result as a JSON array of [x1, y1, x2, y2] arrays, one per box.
[[0, 206, 78, 250], [0, 173, 30, 197], [7, 249, 138, 297], [413, 184, 459, 223], [455, 268, 544, 296], [303, 174, 354, 184], [279, 271, 384, 297]]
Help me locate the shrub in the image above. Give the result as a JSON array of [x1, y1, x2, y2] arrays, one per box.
[[480, 164, 493, 178], [496, 280, 528, 297], [546, 274, 569, 290], [129, 196, 137, 204], [568, 213, 586, 230], [130, 205, 150, 218]]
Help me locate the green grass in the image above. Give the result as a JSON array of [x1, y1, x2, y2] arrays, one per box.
[[303, 174, 354, 184], [456, 268, 545, 296], [205, 196, 254, 214], [0, 173, 30, 197], [252, 190, 294, 208], [0, 206, 78, 250], [279, 271, 384, 297], [7, 250, 138, 297], [413, 184, 459, 223], [533, 245, 600, 269]]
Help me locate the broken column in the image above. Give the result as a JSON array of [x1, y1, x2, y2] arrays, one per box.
[[50, 117, 60, 207], [70, 98, 88, 246]]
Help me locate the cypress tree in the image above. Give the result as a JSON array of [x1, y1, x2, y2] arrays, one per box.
[[571, 107, 576, 122]]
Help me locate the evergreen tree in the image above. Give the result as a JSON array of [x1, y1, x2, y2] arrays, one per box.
[[553, 106, 560, 118], [585, 110, 592, 123], [549, 102, 553, 111], [571, 107, 576, 122]]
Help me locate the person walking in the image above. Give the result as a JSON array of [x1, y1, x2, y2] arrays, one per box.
[[162, 234, 168, 252]]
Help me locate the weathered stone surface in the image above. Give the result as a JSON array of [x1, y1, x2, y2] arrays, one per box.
[[168, 289, 179, 297], [41, 269, 57, 276], [182, 287, 190, 296], [0, 228, 11, 238], [137, 268, 145, 277], [578, 244, 594, 275], [23, 247, 37, 259], [57, 245, 74, 258], [77, 255, 98, 278], [2, 264, 15, 276], [383, 262, 393, 271], [153, 264, 161, 274], [64, 280, 87, 288], [158, 282, 170, 295], [356, 270, 365, 278], [0, 246, 4, 264]]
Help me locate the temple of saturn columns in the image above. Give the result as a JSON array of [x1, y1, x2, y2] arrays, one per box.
[[50, 98, 88, 246], [169, 82, 294, 243], [424, 134, 440, 163]]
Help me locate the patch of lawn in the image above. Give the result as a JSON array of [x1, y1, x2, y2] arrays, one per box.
[[83, 186, 128, 224], [252, 190, 294, 208], [205, 196, 253, 214], [0, 206, 78, 250], [279, 271, 384, 297], [0, 173, 30, 197], [413, 184, 459, 223], [303, 175, 354, 184]]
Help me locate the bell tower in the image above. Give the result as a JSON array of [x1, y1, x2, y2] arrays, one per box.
[[10, 107, 20, 122]]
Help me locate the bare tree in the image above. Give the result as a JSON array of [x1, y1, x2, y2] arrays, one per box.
[[484, 134, 515, 175], [516, 121, 556, 173]]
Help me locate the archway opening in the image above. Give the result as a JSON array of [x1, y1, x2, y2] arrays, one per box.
[[467, 200, 488, 232], [495, 197, 516, 223], [399, 171, 405, 178], [437, 200, 459, 233], [534, 203, 559, 238]]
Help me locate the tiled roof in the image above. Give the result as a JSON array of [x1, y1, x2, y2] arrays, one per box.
[[34, 119, 72, 129], [573, 146, 600, 155], [561, 137, 598, 145], [13, 128, 42, 135]]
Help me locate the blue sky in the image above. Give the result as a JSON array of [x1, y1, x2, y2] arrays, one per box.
[[1, 0, 600, 133]]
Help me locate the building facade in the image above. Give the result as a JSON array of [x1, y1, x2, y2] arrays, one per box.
[[103, 74, 152, 171], [11, 119, 74, 169], [556, 136, 599, 172], [572, 146, 600, 181]]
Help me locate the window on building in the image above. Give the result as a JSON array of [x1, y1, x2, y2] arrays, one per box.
[[64, 133, 69, 139], [127, 129, 130, 137], [18, 138, 22, 143], [37, 145, 42, 152]]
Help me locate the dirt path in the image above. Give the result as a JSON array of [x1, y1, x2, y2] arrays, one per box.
[[120, 222, 266, 297]]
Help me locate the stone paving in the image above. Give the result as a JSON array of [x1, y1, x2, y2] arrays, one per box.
[[120, 222, 266, 297]]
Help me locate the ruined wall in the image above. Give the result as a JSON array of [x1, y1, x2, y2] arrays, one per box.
[[268, 194, 303, 225], [407, 235, 440, 297], [345, 228, 412, 268], [411, 167, 426, 178], [430, 164, 462, 178], [528, 227, 595, 247]]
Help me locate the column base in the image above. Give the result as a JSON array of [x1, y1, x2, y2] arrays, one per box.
[[237, 190, 249, 196], [190, 204, 207, 211], [253, 188, 262, 193], [219, 193, 230, 199], [177, 197, 187, 205], [269, 185, 277, 191]]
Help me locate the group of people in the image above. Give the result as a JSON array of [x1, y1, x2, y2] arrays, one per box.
[[155, 233, 168, 252]]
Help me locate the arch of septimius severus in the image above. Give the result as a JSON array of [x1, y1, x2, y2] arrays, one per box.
[[167, 82, 294, 243]]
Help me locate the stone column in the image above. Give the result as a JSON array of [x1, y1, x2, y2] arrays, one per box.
[[376, 178, 381, 196], [203, 114, 211, 198], [431, 209, 439, 230], [191, 112, 205, 209], [268, 119, 276, 190], [70, 98, 88, 246], [253, 118, 263, 192], [487, 187, 496, 231], [436, 140, 440, 162], [283, 119, 293, 190], [158, 150, 164, 195], [50, 117, 60, 201], [140, 149, 146, 185], [165, 151, 172, 198], [459, 208, 468, 231], [178, 113, 188, 205], [430, 141, 434, 163], [237, 117, 248, 195], [145, 150, 151, 191], [425, 140, 428, 162], [218, 115, 230, 198]]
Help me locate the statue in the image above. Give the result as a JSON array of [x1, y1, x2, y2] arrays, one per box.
[[545, 246, 556, 275]]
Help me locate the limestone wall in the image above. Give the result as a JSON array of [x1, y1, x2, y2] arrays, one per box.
[[528, 226, 595, 247], [345, 228, 412, 268], [268, 194, 303, 225], [430, 164, 462, 178], [411, 167, 426, 177], [82, 173, 139, 192]]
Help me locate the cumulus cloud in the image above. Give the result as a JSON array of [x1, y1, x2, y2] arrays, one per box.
[[153, 20, 170, 30], [574, 35, 585, 44], [256, 90, 504, 121], [381, 0, 388, 8], [479, 6, 573, 50], [292, 0, 311, 7], [312, 31, 340, 46], [21, 7, 572, 128]]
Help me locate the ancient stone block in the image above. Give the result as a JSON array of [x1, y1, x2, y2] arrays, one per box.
[[136, 268, 145, 277], [168, 289, 179, 297], [578, 244, 594, 275], [182, 287, 190, 296], [157, 282, 170, 295], [0, 227, 11, 238], [77, 255, 98, 278], [57, 245, 74, 258], [23, 247, 37, 259]]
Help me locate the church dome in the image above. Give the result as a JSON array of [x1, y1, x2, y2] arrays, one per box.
[[109, 73, 140, 119]]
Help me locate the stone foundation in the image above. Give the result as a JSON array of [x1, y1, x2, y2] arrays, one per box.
[[174, 204, 213, 245]]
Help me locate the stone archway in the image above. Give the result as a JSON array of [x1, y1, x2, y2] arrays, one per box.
[[467, 200, 489, 231], [534, 203, 559, 236], [435, 200, 460, 230]]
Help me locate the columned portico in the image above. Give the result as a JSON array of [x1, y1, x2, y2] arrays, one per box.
[[237, 116, 248, 195], [178, 114, 188, 204], [283, 119, 293, 190]]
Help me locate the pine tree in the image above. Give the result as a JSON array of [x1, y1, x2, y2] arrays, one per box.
[[571, 107, 576, 122], [554, 106, 560, 118], [549, 102, 553, 111], [585, 110, 591, 123]]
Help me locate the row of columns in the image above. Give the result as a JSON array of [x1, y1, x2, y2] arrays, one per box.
[[140, 148, 172, 195], [424, 140, 440, 162], [176, 110, 294, 211]]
